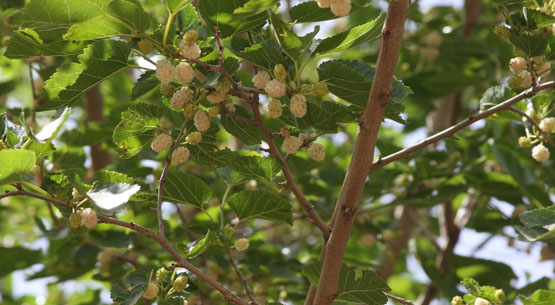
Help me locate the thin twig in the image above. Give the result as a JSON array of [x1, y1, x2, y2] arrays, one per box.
[[225, 247, 260, 305], [369, 81, 555, 173], [510, 106, 555, 146], [156, 119, 189, 237], [384, 292, 415, 305]]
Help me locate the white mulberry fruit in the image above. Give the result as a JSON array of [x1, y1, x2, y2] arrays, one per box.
[[143, 282, 159, 299], [171, 89, 190, 109], [532, 144, 550, 162], [234, 238, 249, 251], [330, 0, 351, 17], [537, 62, 551, 77], [151, 133, 173, 152], [194, 110, 211, 132], [267, 100, 283, 118], [172, 147, 190, 163], [509, 57, 527, 74], [283, 136, 299, 155], [181, 43, 201, 60], [474, 297, 490, 305], [252, 71, 270, 89], [316, 0, 332, 8], [264, 79, 287, 98], [207, 92, 225, 104], [308, 143, 325, 161], [173, 276, 188, 292], [81, 208, 97, 229], [156, 60, 174, 84], [176, 62, 195, 84], [290, 94, 307, 118], [519, 71, 532, 87], [540, 117, 555, 133]]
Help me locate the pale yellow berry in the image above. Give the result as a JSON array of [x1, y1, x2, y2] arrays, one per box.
[[173, 276, 188, 292], [475, 297, 490, 305], [138, 39, 153, 53], [81, 208, 97, 229], [540, 117, 555, 133], [330, 0, 351, 17], [308, 143, 325, 161], [252, 71, 271, 89], [518, 136, 531, 148], [290, 94, 307, 118], [267, 100, 283, 118], [214, 78, 231, 94], [207, 92, 225, 104], [264, 80, 287, 98], [509, 57, 527, 74], [151, 133, 173, 152], [495, 289, 505, 303], [234, 238, 249, 251], [360, 233, 377, 247], [194, 110, 210, 132], [382, 229, 394, 241], [176, 62, 195, 84], [274, 64, 287, 82], [156, 60, 174, 84], [451, 296, 463, 305], [310, 82, 328, 96], [425, 31, 442, 48], [246, 179, 258, 190], [171, 88, 190, 109], [181, 43, 201, 60], [532, 144, 550, 162], [143, 282, 159, 299], [195, 70, 206, 83], [186, 131, 203, 145], [316, 0, 332, 8], [172, 147, 190, 163], [283, 136, 299, 154]]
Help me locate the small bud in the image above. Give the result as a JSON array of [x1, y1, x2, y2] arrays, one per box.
[[234, 238, 250, 251], [518, 136, 531, 148], [246, 179, 258, 190]]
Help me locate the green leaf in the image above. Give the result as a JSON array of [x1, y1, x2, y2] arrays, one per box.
[[87, 182, 141, 213], [520, 289, 555, 305], [302, 262, 391, 305], [230, 154, 281, 181], [4, 29, 87, 59], [35, 107, 72, 143], [318, 60, 411, 121], [64, 0, 153, 40], [94, 170, 135, 184], [234, 0, 279, 17], [280, 102, 338, 133], [516, 206, 555, 241], [111, 270, 147, 305], [0, 149, 36, 185], [39, 40, 131, 110], [227, 190, 293, 224], [289, 1, 361, 23], [0, 247, 42, 277], [130, 70, 159, 101], [162, 170, 212, 207], [164, 0, 192, 14], [230, 38, 288, 71], [198, 0, 270, 38], [113, 103, 164, 158], [461, 278, 503, 303], [509, 32, 548, 57], [177, 230, 219, 259], [479, 86, 513, 111], [312, 14, 385, 57], [220, 106, 265, 145]]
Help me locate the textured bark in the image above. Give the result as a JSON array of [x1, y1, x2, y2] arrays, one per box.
[[85, 86, 111, 171], [310, 1, 411, 304]]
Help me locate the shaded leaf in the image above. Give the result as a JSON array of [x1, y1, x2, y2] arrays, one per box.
[[230, 154, 282, 181], [113, 103, 164, 158], [130, 71, 159, 101], [176, 230, 218, 259], [220, 106, 265, 145], [0, 149, 36, 185], [162, 170, 212, 207], [228, 190, 293, 224], [0, 247, 42, 277]]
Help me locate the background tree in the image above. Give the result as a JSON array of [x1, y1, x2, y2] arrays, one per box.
[[0, 0, 554, 305]]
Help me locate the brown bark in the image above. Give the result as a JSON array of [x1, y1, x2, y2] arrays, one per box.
[[85, 86, 111, 172], [311, 1, 411, 304]]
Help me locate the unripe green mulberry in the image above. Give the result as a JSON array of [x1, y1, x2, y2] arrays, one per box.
[[451, 296, 463, 305], [186, 131, 203, 145], [494, 25, 510, 39], [156, 267, 168, 282], [183, 30, 200, 46], [310, 82, 328, 96], [518, 136, 531, 148], [274, 64, 287, 82], [69, 213, 82, 228], [208, 106, 220, 117], [214, 78, 231, 94], [160, 84, 176, 97], [173, 276, 188, 292], [267, 100, 283, 118], [183, 103, 198, 118], [495, 289, 505, 303]]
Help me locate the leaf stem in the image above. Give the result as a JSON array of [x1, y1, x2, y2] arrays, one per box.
[[163, 13, 176, 47]]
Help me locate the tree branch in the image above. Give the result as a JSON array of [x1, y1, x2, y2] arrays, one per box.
[[311, 2, 411, 304], [369, 81, 555, 173], [225, 247, 260, 305], [156, 119, 189, 237]]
